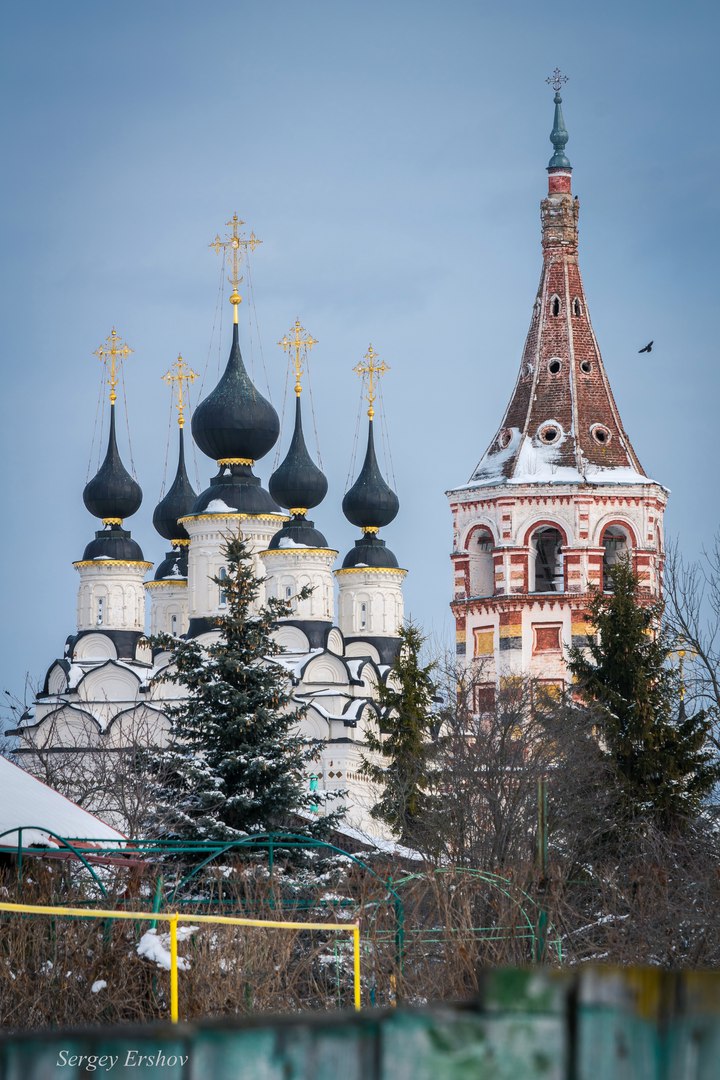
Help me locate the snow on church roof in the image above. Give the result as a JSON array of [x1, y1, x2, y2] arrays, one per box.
[[451, 427, 662, 492], [0, 756, 125, 849]]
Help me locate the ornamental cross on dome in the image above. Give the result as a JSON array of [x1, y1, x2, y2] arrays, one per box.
[[93, 328, 133, 406], [278, 318, 318, 396], [546, 68, 568, 94], [209, 213, 262, 322], [353, 344, 389, 420], [163, 354, 198, 429]]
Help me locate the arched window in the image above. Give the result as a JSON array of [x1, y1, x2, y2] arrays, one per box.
[[218, 567, 228, 608], [602, 526, 630, 591], [530, 527, 564, 593], [96, 596, 104, 627], [551, 294, 561, 317], [170, 613, 178, 636], [573, 297, 582, 317], [359, 601, 368, 631], [469, 528, 494, 597]]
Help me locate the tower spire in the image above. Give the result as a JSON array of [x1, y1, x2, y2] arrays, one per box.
[[546, 68, 571, 172], [209, 213, 262, 325]]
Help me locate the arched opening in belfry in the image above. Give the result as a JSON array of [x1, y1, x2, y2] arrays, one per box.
[[530, 527, 564, 593], [551, 294, 561, 317], [602, 525, 630, 591], [468, 528, 494, 597]]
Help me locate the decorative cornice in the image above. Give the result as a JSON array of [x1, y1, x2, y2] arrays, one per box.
[[260, 548, 339, 559], [144, 580, 188, 590], [217, 457, 254, 466], [179, 512, 288, 524], [73, 560, 153, 570], [335, 567, 407, 577]]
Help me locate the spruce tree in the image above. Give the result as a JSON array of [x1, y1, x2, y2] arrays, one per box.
[[147, 534, 332, 840], [568, 559, 720, 828], [362, 622, 438, 845]]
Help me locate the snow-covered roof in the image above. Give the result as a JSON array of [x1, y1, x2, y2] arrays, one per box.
[[0, 756, 125, 849]]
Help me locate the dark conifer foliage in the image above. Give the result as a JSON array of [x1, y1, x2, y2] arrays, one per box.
[[362, 622, 439, 845], [146, 534, 335, 840], [568, 559, 720, 828]]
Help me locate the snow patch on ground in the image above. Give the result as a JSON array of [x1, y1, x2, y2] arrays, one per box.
[[136, 926, 198, 971]]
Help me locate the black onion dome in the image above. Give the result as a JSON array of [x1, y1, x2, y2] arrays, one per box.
[[82, 525, 145, 562], [268, 514, 329, 550], [83, 405, 142, 521], [342, 534, 398, 569], [269, 397, 328, 511], [190, 463, 282, 516], [191, 324, 280, 463], [154, 548, 188, 581], [342, 420, 399, 529], [153, 428, 197, 542]]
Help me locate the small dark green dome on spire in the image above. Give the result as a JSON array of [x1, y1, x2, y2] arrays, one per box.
[[269, 397, 328, 512], [191, 324, 280, 463], [153, 428, 197, 543], [83, 405, 143, 522], [547, 68, 571, 171], [342, 420, 399, 530]]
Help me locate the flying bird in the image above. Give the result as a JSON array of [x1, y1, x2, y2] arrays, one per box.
[[638, 341, 654, 354]]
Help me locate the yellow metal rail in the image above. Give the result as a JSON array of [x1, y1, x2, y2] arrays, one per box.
[[0, 901, 361, 1022]]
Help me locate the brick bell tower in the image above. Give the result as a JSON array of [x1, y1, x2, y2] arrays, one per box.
[[446, 73, 667, 696]]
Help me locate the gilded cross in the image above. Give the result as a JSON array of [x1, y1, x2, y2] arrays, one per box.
[[546, 68, 569, 94], [162, 354, 198, 429], [353, 344, 389, 420], [93, 328, 133, 406], [209, 213, 262, 322], [278, 318, 318, 396]]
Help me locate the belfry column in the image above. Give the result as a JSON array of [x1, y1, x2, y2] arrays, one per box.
[[446, 73, 667, 696]]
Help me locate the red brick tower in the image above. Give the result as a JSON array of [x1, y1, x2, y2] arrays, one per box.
[[446, 75, 667, 695]]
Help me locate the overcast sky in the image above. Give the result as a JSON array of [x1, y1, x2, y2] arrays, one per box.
[[1, 1, 718, 715]]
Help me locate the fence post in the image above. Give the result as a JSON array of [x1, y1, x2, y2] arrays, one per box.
[[353, 923, 361, 1011], [169, 913, 179, 1023]]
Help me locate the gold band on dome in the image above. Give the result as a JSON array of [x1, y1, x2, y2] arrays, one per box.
[[102, 517, 123, 526], [218, 457, 254, 466], [289, 508, 308, 516], [172, 539, 190, 547], [73, 560, 153, 570], [335, 567, 407, 577], [362, 526, 379, 535]]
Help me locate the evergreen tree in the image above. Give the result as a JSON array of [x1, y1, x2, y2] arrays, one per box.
[[147, 534, 333, 840], [568, 559, 720, 828], [362, 622, 439, 845]]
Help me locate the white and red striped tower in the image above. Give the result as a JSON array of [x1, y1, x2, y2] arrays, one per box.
[[446, 74, 667, 697]]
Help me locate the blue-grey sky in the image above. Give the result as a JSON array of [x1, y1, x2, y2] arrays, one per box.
[[1, 1, 718, 712]]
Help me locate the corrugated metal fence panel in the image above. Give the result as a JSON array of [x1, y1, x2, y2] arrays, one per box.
[[1, 968, 719, 1080]]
